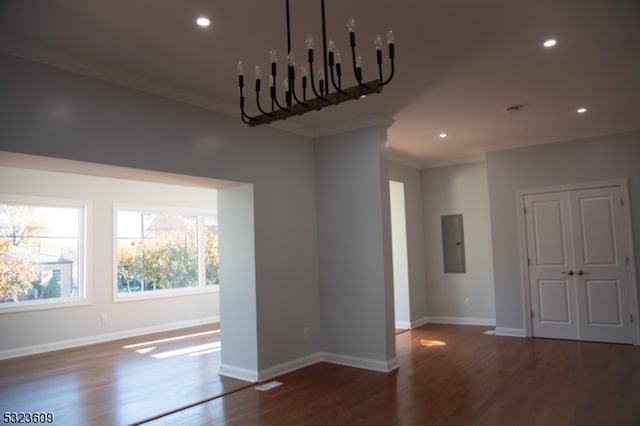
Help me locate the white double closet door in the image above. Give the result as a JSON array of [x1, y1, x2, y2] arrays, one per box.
[[525, 185, 633, 344]]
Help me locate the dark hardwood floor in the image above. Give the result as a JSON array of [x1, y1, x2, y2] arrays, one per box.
[[2, 323, 640, 425], [150, 324, 640, 426], [0, 323, 249, 425]]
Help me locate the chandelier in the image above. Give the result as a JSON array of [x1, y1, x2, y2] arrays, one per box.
[[238, 0, 395, 126]]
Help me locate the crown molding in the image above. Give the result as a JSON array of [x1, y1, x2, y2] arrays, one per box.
[[387, 149, 426, 169], [0, 35, 321, 137], [0, 35, 395, 141], [311, 116, 395, 138], [388, 149, 486, 170], [421, 152, 486, 169], [0, 34, 241, 116]]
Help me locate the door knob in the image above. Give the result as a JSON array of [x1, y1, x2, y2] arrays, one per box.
[[577, 270, 589, 276], [562, 271, 574, 276]]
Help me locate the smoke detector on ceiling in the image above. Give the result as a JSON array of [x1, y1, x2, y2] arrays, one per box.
[[505, 105, 523, 114]]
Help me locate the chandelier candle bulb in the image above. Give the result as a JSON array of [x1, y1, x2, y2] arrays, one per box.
[[237, 0, 395, 125], [348, 17, 357, 47], [254, 66, 262, 91], [375, 34, 383, 50], [347, 17, 356, 32], [237, 61, 244, 90], [386, 29, 395, 59], [306, 35, 314, 63]]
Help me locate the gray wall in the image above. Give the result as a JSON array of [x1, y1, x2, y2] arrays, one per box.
[[486, 131, 640, 330], [0, 53, 320, 371], [316, 127, 396, 367], [421, 162, 496, 323], [388, 162, 429, 325]]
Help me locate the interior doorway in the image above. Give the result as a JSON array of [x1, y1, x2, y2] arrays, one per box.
[[390, 180, 411, 331]]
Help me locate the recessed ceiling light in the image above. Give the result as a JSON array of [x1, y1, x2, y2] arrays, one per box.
[[439, 132, 448, 139], [543, 39, 557, 48], [577, 107, 587, 114], [196, 17, 211, 27]]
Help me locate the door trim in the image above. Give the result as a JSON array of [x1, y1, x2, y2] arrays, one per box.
[[516, 179, 640, 345]]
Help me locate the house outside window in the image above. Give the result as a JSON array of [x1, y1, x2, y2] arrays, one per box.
[[115, 206, 218, 300], [0, 198, 85, 311]]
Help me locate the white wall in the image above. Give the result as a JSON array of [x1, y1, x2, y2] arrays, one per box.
[[388, 162, 428, 326], [0, 161, 220, 357], [315, 126, 397, 371], [0, 53, 320, 374], [486, 131, 640, 332], [421, 162, 496, 324]]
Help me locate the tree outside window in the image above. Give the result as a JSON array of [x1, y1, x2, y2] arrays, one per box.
[[116, 209, 218, 296]]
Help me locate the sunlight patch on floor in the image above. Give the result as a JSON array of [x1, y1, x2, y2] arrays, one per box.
[[135, 346, 157, 355], [420, 339, 447, 347], [122, 329, 219, 349], [151, 342, 221, 359]]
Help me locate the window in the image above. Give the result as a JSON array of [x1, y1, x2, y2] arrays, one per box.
[[115, 206, 218, 299], [0, 198, 85, 311]]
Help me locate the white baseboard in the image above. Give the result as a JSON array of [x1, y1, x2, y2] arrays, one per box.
[[426, 316, 496, 326], [258, 353, 323, 382], [494, 327, 526, 337], [0, 316, 219, 361], [321, 352, 399, 373], [219, 363, 259, 383], [395, 321, 411, 330], [410, 316, 429, 328], [223, 351, 399, 383]]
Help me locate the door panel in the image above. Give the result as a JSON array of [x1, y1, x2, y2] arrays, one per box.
[[525, 192, 578, 340], [538, 279, 571, 323], [532, 200, 569, 266], [578, 196, 617, 265], [585, 279, 622, 326], [570, 187, 632, 343]]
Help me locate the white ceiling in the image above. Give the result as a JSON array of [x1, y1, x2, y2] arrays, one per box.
[[1, 0, 639, 167]]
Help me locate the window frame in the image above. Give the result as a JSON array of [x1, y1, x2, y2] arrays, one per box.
[[0, 194, 90, 314], [113, 203, 219, 303]]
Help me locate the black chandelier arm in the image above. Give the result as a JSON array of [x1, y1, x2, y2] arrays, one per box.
[[350, 45, 370, 89], [239, 79, 256, 124], [240, 100, 255, 124], [308, 69, 328, 102], [256, 87, 274, 117], [330, 64, 348, 96], [288, 65, 309, 107], [241, 110, 253, 124], [381, 57, 395, 87], [270, 80, 291, 112], [328, 50, 347, 95], [290, 80, 309, 107]]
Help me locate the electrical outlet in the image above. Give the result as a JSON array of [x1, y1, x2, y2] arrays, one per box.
[[303, 326, 310, 338], [101, 313, 108, 324], [464, 297, 471, 306]]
